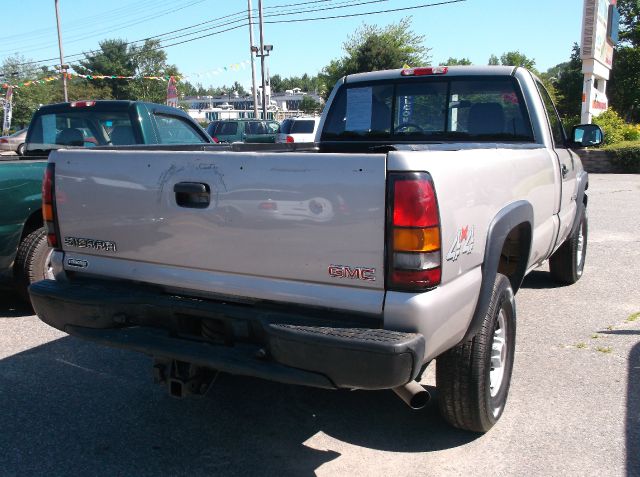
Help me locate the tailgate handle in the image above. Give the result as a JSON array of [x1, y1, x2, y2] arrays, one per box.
[[174, 182, 210, 208]]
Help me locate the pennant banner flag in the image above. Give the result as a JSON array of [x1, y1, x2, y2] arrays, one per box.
[[0, 60, 252, 90]]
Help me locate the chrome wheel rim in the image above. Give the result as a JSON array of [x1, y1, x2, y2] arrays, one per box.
[[576, 221, 585, 269], [490, 309, 507, 400]]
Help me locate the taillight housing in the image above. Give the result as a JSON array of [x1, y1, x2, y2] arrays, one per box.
[[387, 172, 441, 291], [42, 163, 61, 249], [212, 137, 220, 143], [286, 135, 294, 143]]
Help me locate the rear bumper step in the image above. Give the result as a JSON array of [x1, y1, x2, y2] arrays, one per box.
[[29, 279, 425, 390]]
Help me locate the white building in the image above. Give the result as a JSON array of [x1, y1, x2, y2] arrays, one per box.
[[182, 89, 323, 123]]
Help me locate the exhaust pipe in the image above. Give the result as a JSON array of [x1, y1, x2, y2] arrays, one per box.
[[393, 381, 430, 410]]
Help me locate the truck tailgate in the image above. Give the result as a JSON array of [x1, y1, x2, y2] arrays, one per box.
[[52, 150, 387, 313]]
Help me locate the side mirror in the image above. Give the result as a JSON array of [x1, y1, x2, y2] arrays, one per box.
[[571, 124, 604, 148]]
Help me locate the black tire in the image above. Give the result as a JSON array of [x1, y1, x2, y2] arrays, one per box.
[[549, 207, 587, 285], [436, 273, 516, 433], [17, 143, 25, 156], [14, 227, 53, 302]]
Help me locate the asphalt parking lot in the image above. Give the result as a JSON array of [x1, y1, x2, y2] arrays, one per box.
[[1, 174, 638, 477]]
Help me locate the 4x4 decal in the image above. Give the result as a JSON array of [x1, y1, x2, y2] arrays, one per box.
[[446, 225, 475, 262]]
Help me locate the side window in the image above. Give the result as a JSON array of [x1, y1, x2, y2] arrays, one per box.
[[154, 115, 207, 144], [219, 122, 238, 135], [536, 82, 566, 147]]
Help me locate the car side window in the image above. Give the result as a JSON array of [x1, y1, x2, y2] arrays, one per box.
[[154, 114, 207, 144], [536, 81, 566, 147]]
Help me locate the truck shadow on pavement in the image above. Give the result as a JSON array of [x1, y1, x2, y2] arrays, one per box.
[[0, 298, 479, 476], [520, 270, 564, 290], [0, 291, 33, 318]]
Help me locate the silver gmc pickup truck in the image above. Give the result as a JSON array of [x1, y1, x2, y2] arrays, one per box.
[[29, 66, 603, 433]]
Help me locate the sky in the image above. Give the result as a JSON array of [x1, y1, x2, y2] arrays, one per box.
[[0, 0, 586, 91]]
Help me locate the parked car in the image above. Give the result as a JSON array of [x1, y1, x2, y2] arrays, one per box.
[[205, 120, 222, 139], [0, 128, 28, 155], [0, 100, 212, 301], [210, 119, 279, 143], [276, 117, 320, 143]]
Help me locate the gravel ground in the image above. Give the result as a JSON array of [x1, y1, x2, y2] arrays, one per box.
[[0, 174, 638, 476]]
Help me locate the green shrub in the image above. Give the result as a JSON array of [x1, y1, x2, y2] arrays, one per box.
[[603, 140, 640, 172], [592, 109, 626, 145], [622, 123, 640, 142]]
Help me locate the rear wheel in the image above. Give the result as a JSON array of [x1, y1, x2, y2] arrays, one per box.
[[549, 207, 587, 285], [14, 227, 54, 302], [17, 143, 25, 156], [436, 273, 516, 432]]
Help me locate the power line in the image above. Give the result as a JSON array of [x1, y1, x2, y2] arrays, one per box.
[[7, 0, 373, 67], [0, 0, 208, 57], [8, 0, 466, 70]]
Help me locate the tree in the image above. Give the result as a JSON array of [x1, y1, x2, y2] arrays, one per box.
[[545, 44, 583, 118], [440, 57, 472, 66], [76, 39, 136, 100], [1, 55, 58, 128], [608, 0, 640, 121], [128, 40, 179, 103], [299, 95, 321, 114], [499, 51, 536, 70], [319, 18, 431, 97], [488, 54, 500, 65], [617, 0, 640, 47], [609, 46, 640, 121]]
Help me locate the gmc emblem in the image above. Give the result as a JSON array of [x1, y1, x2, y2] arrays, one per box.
[[328, 264, 376, 282]]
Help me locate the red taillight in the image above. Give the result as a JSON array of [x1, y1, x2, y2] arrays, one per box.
[[42, 163, 61, 249], [286, 135, 294, 143], [70, 101, 95, 107], [0, 138, 8, 143], [212, 137, 220, 143], [393, 180, 439, 227], [401, 66, 448, 76], [387, 172, 441, 291]]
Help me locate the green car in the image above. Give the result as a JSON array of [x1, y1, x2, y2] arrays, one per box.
[[1, 100, 212, 300], [209, 119, 279, 144]]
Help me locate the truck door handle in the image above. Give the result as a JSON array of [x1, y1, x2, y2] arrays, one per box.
[[561, 164, 569, 178], [174, 182, 210, 208]]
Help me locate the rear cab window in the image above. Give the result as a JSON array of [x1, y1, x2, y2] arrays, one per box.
[[322, 76, 534, 143], [26, 110, 138, 153], [291, 120, 316, 134]]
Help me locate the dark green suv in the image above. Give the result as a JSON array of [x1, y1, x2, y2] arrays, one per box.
[[209, 119, 279, 143]]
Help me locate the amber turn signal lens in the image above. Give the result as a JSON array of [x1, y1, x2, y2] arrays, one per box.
[[393, 227, 440, 252], [43, 204, 54, 222]]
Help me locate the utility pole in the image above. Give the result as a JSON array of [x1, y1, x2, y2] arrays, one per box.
[[54, 0, 68, 102], [258, 0, 267, 120], [247, 0, 259, 119]]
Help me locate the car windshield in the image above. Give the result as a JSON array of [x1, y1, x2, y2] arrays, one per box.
[[322, 76, 534, 142]]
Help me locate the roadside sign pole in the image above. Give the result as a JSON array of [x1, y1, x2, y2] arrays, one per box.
[[54, 0, 68, 102], [258, 0, 267, 120], [247, 0, 259, 119]]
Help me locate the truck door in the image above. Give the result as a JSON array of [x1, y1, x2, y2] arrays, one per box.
[[536, 81, 577, 248]]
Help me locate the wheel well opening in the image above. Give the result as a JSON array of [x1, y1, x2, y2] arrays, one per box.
[[497, 223, 531, 293], [20, 210, 43, 242]]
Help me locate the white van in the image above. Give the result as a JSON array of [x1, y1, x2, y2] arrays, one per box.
[[275, 117, 320, 143]]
